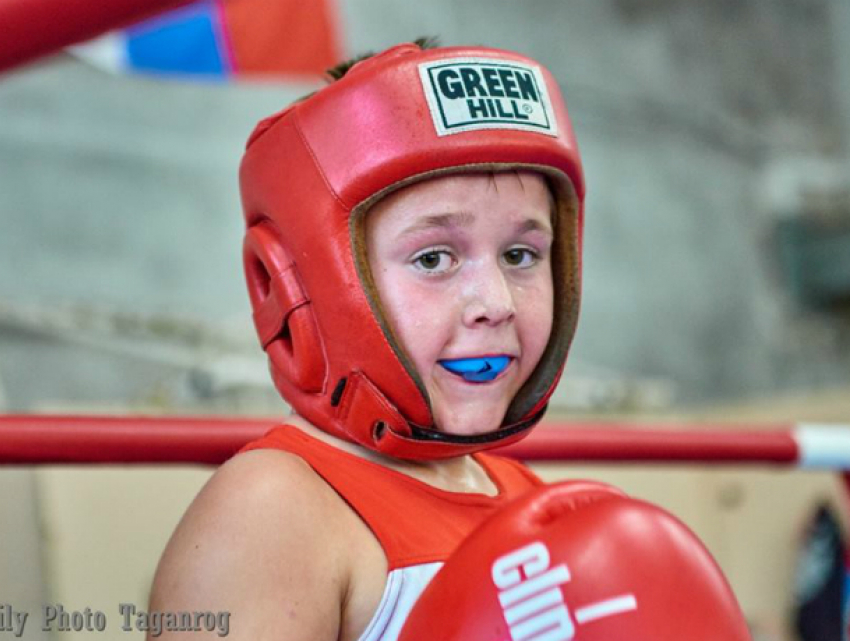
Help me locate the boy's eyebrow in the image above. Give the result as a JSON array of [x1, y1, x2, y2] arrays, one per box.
[[398, 213, 553, 238], [398, 212, 475, 238], [517, 218, 553, 236]]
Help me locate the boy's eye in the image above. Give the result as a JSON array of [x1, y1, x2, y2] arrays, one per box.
[[413, 250, 454, 273], [503, 248, 538, 267]]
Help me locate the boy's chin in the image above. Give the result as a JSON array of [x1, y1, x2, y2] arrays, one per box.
[[432, 404, 508, 437]]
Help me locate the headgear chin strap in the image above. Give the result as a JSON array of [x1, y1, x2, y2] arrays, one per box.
[[240, 42, 585, 460]]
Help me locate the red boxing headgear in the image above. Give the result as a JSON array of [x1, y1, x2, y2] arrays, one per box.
[[240, 43, 585, 460]]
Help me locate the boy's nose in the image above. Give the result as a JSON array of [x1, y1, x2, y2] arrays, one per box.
[[461, 269, 516, 327]]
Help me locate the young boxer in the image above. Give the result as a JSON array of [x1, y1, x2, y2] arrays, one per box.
[[149, 41, 751, 641]]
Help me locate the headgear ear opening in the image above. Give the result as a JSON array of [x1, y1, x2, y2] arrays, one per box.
[[244, 221, 326, 393]]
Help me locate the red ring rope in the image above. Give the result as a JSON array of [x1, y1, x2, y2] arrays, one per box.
[[0, 414, 805, 466], [0, 0, 192, 74]]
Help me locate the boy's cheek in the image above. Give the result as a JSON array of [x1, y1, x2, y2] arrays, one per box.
[[389, 276, 459, 315], [383, 287, 453, 344]]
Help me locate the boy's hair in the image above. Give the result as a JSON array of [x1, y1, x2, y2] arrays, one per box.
[[325, 36, 440, 82], [294, 37, 439, 105]]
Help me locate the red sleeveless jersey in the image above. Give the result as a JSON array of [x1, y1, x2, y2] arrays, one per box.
[[240, 424, 542, 569]]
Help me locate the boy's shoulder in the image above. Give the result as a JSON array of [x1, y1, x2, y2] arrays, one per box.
[[148, 448, 357, 640], [213, 447, 329, 506], [198, 447, 354, 549]]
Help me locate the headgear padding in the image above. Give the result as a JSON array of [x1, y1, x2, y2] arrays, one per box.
[[240, 42, 584, 460]]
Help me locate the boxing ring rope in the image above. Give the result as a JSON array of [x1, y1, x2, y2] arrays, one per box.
[[0, 0, 194, 74], [2, 414, 850, 468], [11, 414, 850, 534]]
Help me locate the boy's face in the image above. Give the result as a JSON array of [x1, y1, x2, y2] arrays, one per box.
[[366, 171, 554, 436]]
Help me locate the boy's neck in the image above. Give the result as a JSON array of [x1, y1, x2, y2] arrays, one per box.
[[284, 412, 499, 497]]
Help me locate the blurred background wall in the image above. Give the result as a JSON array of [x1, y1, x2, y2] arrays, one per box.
[[1, 0, 849, 639]]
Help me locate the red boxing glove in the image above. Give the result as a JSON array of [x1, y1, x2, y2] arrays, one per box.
[[399, 481, 751, 641]]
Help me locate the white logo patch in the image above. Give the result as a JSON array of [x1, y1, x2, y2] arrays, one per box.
[[491, 541, 638, 641], [419, 57, 558, 137]]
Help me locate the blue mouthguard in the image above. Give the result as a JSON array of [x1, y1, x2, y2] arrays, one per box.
[[438, 356, 511, 382]]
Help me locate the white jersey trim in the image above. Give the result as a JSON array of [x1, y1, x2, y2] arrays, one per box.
[[357, 562, 443, 641]]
